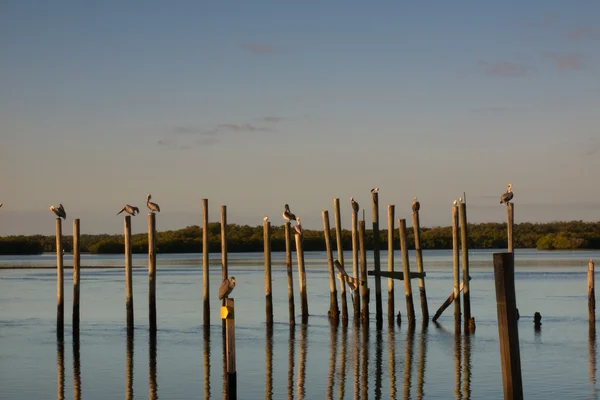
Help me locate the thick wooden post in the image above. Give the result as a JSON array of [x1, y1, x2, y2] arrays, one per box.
[[322, 210, 339, 320], [590, 259, 596, 322], [222, 298, 237, 400], [124, 216, 134, 333], [372, 192, 383, 329], [387, 205, 395, 326], [412, 207, 429, 322], [452, 205, 461, 333], [56, 218, 64, 338], [72, 219, 80, 334], [221, 205, 228, 331], [202, 199, 210, 327], [359, 220, 369, 324], [334, 198, 348, 323], [459, 202, 471, 333], [399, 219, 415, 325], [295, 232, 309, 324], [493, 252, 524, 400], [284, 222, 295, 326], [264, 221, 273, 325], [148, 213, 157, 332], [351, 212, 361, 320]]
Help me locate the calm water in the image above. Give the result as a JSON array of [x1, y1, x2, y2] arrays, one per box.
[[1, 249, 599, 399]]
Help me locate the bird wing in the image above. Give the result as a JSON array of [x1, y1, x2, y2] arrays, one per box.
[[117, 207, 126, 215], [218, 279, 229, 300]]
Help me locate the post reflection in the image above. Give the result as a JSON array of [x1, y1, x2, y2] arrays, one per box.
[[266, 326, 273, 400], [454, 334, 462, 400], [417, 326, 427, 400], [149, 332, 158, 400], [374, 330, 383, 399], [327, 322, 338, 399], [353, 324, 361, 400], [361, 325, 369, 400], [126, 332, 134, 400], [73, 332, 82, 400], [462, 335, 472, 400], [338, 323, 348, 400], [403, 326, 415, 399], [57, 338, 65, 400], [297, 325, 307, 400], [288, 327, 295, 400], [388, 326, 397, 400], [590, 319, 597, 399], [203, 328, 211, 400]]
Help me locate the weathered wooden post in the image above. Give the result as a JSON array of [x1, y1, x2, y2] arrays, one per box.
[[493, 252, 523, 400], [412, 205, 429, 322], [507, 203, 514, 254], [322, 210, 339, 320], [359, 220, 369, 324], [56, 218, 64, 338], [202, 199, 210, 327], [387, 205, 395, 326], [333, 198, 349, 323], [589, 259, 596, 322], [372, 191, 383, 329], [222, 298, 237, 400], [264, 220, 273, 325], [452, 204, 461, 333], [295, 231, 309, 324], [459, 201, 471, 333], [284, 222, 295, 326], [72, 219, 80, 334], [221, 205, 228, 331], [351, 211, 361, 320], [124, 216, 134, 334], [148, 212, 157, 333], [399, 219, 416, 325]]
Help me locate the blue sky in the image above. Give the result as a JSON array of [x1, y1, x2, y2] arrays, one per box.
[[1, 1, 600, 235]]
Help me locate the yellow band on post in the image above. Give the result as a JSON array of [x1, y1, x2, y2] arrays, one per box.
[[221, 306, 234, 319]]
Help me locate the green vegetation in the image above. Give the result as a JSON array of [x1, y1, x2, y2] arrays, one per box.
[[1, 220, 600, 255]]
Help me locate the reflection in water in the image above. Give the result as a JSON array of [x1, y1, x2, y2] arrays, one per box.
[[462, 335, 472, 400], [57, 339, 65, 400], [222, 330, 226, 400], [388, 327, 397, 400], [297, 325, 307, 400], [361, 326, 369, 400], [353, 324, 361, 400], [204, 329, 211, 400], [417, 327, 427, 400], [73, 333, 82, 400], [266, 326, 273, 400], [288, 327, 295, 400], [126, 333, 134, 400], [454, 334, 462, 400], [338, 324, 348, 400], [149, 332, 158, 400], [590, 320, 597, 399], [403, 326, 415, 400], [374, 330, 383, 399], [327, 322, 338, 399]]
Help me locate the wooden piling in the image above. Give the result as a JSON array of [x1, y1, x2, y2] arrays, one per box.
[[202, 199, 210, 327], [412, 206, 429, 322], [72, 219, 80, 334], [124, 216, 134, 333], [493, 252, 523, 400], [264, 220, 273, 325], [372, 192, 383, 329], [452, 205, 461, 333], [459, 202, 471, 333], [359, 220, 369, 324], [295, 232, 309, 324], [387, 205, 395, 326], [507, 203, 514, 254], [284, 222, 295, 326], [148, 212, 157, 333], [589, 259, 596, 322], [322, 210, 339, 320], [221, 205, 228, 331], [222, 298, 237, 400], [351, 211, 361, 320], [399, 219, 416, 325], [333, 198, 348, 323], [56, 218, 64, 338]]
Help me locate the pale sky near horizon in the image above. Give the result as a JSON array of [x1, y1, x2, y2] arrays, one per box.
[[1, 1, 600, 235]]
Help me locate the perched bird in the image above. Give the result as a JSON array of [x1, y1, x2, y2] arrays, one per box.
[[263, 216, 269, 222], [500, 184, 514, 205], [370, 187, 379, 193], [50, 204, 66, 219], [334, 260, 357, 291], [0, 202, 3, 208], [117, 205, 140, 216], [146, 193, 160, 213], [412, 196, 420, 212], [350, 197, 359, 214], [218, 276, 236, 300], [295, 218, 303, 235], [458, 197, 463, 203], [453, 200, 458, 206], [282, 204, 296, 222]]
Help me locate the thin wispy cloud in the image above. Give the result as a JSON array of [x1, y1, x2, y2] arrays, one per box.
[[565, 26, 600, 41], [471, 107, 508, 114], [544, 52, 585, 70], [477, 60, 532, 77], [240, 43, 278, 54]]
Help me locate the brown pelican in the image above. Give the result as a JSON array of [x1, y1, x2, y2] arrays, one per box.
[[294, 218, 303, 235], [263, 216, 269, 222], [282, 204, 296, 222], [50, 204, 66, 219], [0, 202, 3, 208], [458, 197, 463, 203], [334, 260, 357, 291], [412, 196, 420, 212], [500, 184, 513, 205], [146, 194, 160, 213], [371, 187, 379, 193], [453, 199, 458, 206], [117, 205, 140, 216], [218, 276, 236, 300], [350, 197, 359, 214]]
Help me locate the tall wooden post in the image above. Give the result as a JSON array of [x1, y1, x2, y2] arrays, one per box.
[[124, 216, 134, 334], [202, 199, 210, 327], [359, 220, 369, 324], [351, 212, 361, 320], [388, 205, 395, 326], [459, 202, 471, 333], [452, 205, 461, 334], [222, 298, 237, 400], [284, 222, 295, 326], [295, 232, 309, 324], [72, 219, 80, 334], [264, 220, 273, 325], [148, 213, 157, 332], [589, 259, 596, 322], [322, 210, 339, 320], [334, 198, 348, 323], [372, 192, 383, 329], [493, 252, 523, 400], [399, 219, 415, 325], [56, 218, 64, 338], [221, 205, 228, 331], [412, 207, 429, 322], [507, 203, 514, 254]]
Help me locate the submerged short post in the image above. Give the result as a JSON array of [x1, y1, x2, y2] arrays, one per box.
[[202, 199, 210, 327], [493, 252, 523, 400], [72, 219, 80, 334], [56, 218, 64, 338], [222, 298, 237, 400], [263, 220, 273, 326], [124, 215, 134, 334], [334, 198, 349, 323], [322, 210, 339, 320], [148, 212, 157, 332]]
